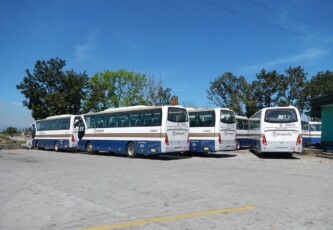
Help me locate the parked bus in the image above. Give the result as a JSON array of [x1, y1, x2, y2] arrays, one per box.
[[187, 108, 236, 153], [31, 114, 81, 151], [236, 115, 249, 149], [76, 105, 189, 158], [248, 106, 302, 155], [302, 120, 322, 148]]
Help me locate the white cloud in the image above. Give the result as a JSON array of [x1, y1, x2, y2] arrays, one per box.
[[75, 30, 98, 62], [11, 102, 23, 107], [239, 48, 330, 75], [113, 31, 137, 48]]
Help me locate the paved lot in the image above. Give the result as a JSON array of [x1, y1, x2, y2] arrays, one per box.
[[0, 149, 332, 230]]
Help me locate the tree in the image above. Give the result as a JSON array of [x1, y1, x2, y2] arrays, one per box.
[[207, 72, 248, 115], [281, 66, 307, 114], [2, 127, 18, 138], [146, 77, 172, 106], [304, 70, 333, 118], [251, 69, 285, 110], [83, 69, 147, 112], [244, 82, 257, 117], [16, 58, 89, 119]]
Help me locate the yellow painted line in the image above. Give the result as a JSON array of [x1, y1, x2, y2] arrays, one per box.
[[84, 205, 256, 230]]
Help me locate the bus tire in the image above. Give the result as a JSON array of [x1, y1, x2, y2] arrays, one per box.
[[54, 141, 60, 152], [86, 142, 93, 155], [236, 140, 240, 150], [126, 142, 136, 158]]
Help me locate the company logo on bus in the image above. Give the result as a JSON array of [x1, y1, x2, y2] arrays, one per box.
[[93, 129, 104, 133], [272, 132, 292, 137], [172, 131, 185, 136], [224, 131, 234, 136]]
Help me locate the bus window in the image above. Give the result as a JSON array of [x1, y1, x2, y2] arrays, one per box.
[[95, 115, 106, 128], [220, 110, 235, 124], [118, 113, 129, 127], [168, 108, 187, 123], [107, 114, 117, 127], [265, 109, 297, 123], [85, 116, 95, 129], [145, 110, 161, 126], [131, 112, 144, 127]]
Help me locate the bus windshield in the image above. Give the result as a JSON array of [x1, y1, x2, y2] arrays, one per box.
[[265, 108, 298, 123], [168, 108, 188, 123], [220, 110, 235, 124]]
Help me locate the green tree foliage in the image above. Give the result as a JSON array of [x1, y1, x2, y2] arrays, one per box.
[[84, 69, 147, 112], [146, 77, 172, 106], [244, 82, 257, 117], [306, 70, 333, 98], [2, 127, 18, 137], [207, 67, 315, 117], [251, 69, 285, 110], [304, 70, 333, 117], [16, 58, 89, 119], [207, 72, 248, 115], [281, 66, 307, 114]]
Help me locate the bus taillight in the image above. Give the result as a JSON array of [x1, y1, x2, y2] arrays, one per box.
[[71, 135, 75, 143], [187, 134, 190, 145], [296, 134, 302, 145], [262, 135, 267, 145], [218, 133, 222, 144], [165, 134, 169, 145]]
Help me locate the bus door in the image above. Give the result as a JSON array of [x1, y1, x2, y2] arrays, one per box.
[[30, 124, 36, 139], [76, 117, 86, 140]]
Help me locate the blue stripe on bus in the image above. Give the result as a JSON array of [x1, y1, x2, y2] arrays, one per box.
[[33, 139, 70, 149], [237, 138, 249, 148], [78, 140, 162, 155], [303, 137, 321, 146], [189, 140, 215, 153]]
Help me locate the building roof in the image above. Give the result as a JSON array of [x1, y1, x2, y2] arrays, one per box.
[[311, 94, 333, 118]]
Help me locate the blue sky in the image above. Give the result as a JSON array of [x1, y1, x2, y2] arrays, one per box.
[[0, 0, 332, 130]]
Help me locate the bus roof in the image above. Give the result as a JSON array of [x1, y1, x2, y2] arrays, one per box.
[[235, 115, 248, 120], [90, 105, 186, 115], [44, 114, 74, 120], [186, 108, 234, 112]]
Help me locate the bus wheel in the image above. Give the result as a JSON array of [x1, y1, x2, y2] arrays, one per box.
[[236, 140, 240, 150], [54, 141, 60, 152], [126, 143, 136, 158], [86, 142, 93, 155]]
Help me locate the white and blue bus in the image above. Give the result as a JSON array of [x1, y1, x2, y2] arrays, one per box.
[[187, 108, 236, 153], [236, 115, 249, 149], [302, 120, 322, 148], [31, 115, 81, 151], [248, 106, 302, 155], [76, 105, 189, 158]]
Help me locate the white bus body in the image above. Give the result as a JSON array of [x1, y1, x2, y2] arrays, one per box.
[[77, 105, 189, 157], [248, 106, 302, 154], [188, 108, 236, 153], [31, 115, 81, 151], [302, 121, 321, 147], [236, 115, 249, 149]]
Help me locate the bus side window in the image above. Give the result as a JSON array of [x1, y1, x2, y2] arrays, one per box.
[[106, 114, 117, 128]]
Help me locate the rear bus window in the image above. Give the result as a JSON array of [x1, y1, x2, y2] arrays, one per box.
[[168, 108, 188, 123], [220, 110, 235, 124], [265, 109, 298, 123]]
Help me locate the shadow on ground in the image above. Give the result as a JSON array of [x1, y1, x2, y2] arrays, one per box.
[[250, 150, 300, 160]]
